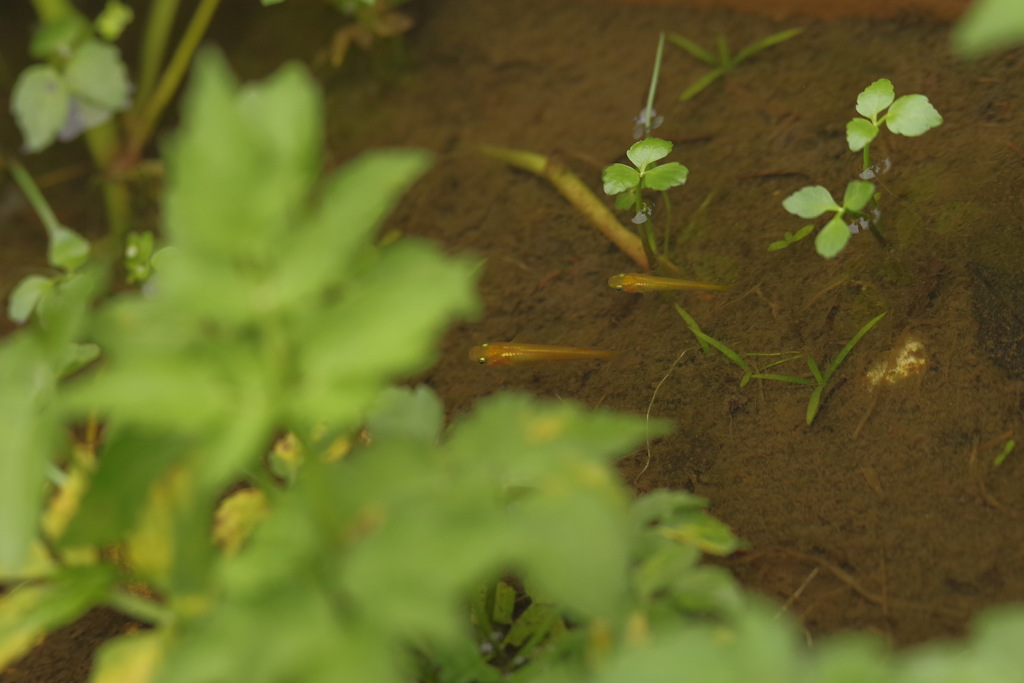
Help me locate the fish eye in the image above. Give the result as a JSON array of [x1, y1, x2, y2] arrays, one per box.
[[477, 357, 488, 365], [614, 285, 624, 291]]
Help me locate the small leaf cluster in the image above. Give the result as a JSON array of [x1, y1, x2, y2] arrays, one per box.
[[10, 9, 132, 153], [781, 180, 875, 259], [846, 78, 944, 154], [602, 137, 688, 222]]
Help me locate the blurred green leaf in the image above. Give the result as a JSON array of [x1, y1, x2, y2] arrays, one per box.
[[11, 65, 70, 153], [29, 15, 91, 60], [64, 40, 131, 111], [8, 275, 54, 324], [91, 630, 165, 683], [0, 567, 113, 671], [0, 335, 58, 571], [95, 0, 135, 41], [366, 385, 445, 446], [951, 0, 1024, 57], [61, 425, 185, 547], [48, 223, 90, 272]]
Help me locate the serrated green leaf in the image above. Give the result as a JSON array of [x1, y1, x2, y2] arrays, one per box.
[[782, 185, 838, 219], [814, 215, 851, 259], [64, 40, 131, 111], [845, 117, 878, 152], [626, 138, 672, 169], [8, 275, 54, 324], [642, 162, 689, 191], [842, 180, 876, 212], [855, 78, 894, 119], [11, 64, 70, 153], [602, 163, 640, 195], [885, 93, 943, 136], [48, 223, 90, 272]]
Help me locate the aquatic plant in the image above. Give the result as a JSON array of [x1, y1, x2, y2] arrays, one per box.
[[602, 137, 689, 265], [777, 180, 876, 259], [668, 27, 802, 101], [846, 78, 943, 174], [675, 305, 885, 425]]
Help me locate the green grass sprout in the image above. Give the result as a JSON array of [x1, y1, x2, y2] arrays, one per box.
[[669, 27, 802, 101], [676, 306, 886, 425], [994, 439, 1016, 467], [780, 179, 877, 258]]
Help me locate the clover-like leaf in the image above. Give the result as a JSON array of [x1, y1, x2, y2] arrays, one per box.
[[842, 180, 876, 213], [885, 94, 943, 137], [815, 215, 852, 259], [642, 162, 689, 191], [846, 117, 879, 152], [626, 137, 672, 169], [602, 163, 641, 195], [855, 78, 895, 119], [782, 185, 839, 219]]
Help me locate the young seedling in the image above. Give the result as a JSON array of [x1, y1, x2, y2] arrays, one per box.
[[669, 28, 802, 101], [602, 137, 689, 264], [846, 78, 943, 173], [779, 180, 876, 258]]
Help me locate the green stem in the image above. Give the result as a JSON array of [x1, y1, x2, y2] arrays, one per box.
[[861, 144, 871, 172], [7, 158, 65, 240], [135, 0, 181, 111], [126, 0, 222, 161]]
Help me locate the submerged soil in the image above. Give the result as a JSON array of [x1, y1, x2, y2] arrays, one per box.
[[3, 0, 1024, 678]]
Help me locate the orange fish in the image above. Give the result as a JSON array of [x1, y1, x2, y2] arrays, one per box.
[[608, 272, 728, 294], [469, 342, 618, 366]]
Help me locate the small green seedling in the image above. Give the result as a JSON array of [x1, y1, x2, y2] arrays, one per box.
[[669, 28, 802, 101], [675, 305, 885, 425], [603, 137, 689, 261], [779, 180, 876, 259], [846, 78, 943, 173]]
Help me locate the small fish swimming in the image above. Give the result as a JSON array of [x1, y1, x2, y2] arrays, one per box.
[[608, 272, 728, 294], [469, 342, 618, 366]]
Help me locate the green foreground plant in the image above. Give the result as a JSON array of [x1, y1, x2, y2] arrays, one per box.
[[668, 27, 802, 101], [675, 306, 886, 425]]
